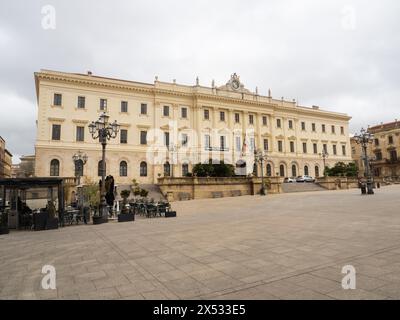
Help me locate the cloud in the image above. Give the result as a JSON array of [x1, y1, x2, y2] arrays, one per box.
[[0, 0, 399, 162]]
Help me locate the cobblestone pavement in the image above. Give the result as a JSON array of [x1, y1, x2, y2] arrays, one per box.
[[1, 185, 400, 300]]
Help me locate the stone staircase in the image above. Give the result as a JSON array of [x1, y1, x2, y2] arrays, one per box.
[[282, 182, 327, 193]]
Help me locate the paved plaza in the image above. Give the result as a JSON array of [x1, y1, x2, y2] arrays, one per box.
[[1, 185, 400, 300]]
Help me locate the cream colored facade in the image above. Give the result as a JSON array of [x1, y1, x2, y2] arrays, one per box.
[[0, 136, 12, 178], [351, 120, 400, 178], [34, 70, 352, 185]]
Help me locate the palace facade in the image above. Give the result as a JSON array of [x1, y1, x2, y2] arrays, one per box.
[[34, 70, 352, 184], [351, 120, 400, 179], [0, 136, 12, 178]]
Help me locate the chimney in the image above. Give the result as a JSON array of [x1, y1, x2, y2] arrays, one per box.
[[312, 105, 319, 110], [87, 71, 92, 76]]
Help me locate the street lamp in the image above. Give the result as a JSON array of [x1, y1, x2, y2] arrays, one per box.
[[354, 127, 374, 195], [88, 112, 120, 223], [319, 149, 329, 176], [168, 143, 179, 178], [254, 148, 268, 196]]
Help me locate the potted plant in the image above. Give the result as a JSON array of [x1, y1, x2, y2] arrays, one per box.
[[0, 210, 9, 235], [82, 179, 102, 224], [140, 188, 149, 198], [118, 190, 134, 222]]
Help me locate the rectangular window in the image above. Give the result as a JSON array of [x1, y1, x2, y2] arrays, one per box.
[[333, 144, 337, 155], [181, 133, 188, 146], [278, 140, 283, 152], [389, 136, 394, 144], [120, 129, 128, 144], [290, 141, 295, 153], [52, 124, 61, 141], [342, 145, 346, 156], [263, 139, 268, 151], [331, 125, 335, 134], [374, 138, 379, 146], [181, 107, 187, 118], [375, 152, 382, 160], [288, 120, 293, 129], [204, 109, 209, 120], [235, 113, 240, 123], [76, 126, 84, 142], [390, 150, 397, 161], [77, 96, 85, 109], [249, 114, 254, 125], [205, 134, 210, 149], [140, 103, 147, 115], [301, 122, 306, 131], [164, 132, 170, 147], [341, 126, 344, 135], [100, 98, 107, 111], [313, 143, 318, 154], [262, 116, 267, 126], [322, 124, 326, 133], [220, 111, 225, 122], [312, 123, 316, 132], [302, 142, 307, 154], [140, 131, 147, 145], [277, 119, 281, 128], [323, 144, 327, 153], [250, 138, 255, 152], [220, 136, 226, 150], [236, 136, 241, 152], [163, 105, 170, 117], [121, 101, 128, 113], [53, 93, 62, 106]]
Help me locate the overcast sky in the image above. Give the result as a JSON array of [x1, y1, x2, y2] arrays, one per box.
[[0, 0, 399, 163]]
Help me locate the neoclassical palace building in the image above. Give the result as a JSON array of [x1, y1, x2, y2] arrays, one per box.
[[34, 70, 352, 184]]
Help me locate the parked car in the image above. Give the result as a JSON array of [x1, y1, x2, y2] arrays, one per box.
[[283, 177, 296, 183], [296, 175, 315, 183]]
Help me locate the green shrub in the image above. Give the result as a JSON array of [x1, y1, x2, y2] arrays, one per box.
[[193, 162, 235, 177]]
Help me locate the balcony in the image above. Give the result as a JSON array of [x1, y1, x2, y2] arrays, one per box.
[[204, 147, 230, 152]]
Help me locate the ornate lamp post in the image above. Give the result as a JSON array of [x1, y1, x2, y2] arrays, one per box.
[[319, 149, 329, 176], [168, 143, 179, 178], [354, 128, 374, 195], [254, 148, 268, 196], [88, 112, 120, 223]]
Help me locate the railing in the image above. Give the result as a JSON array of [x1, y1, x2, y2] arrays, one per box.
[[204, 147, 230, 152], [63, 177, 79, 186]]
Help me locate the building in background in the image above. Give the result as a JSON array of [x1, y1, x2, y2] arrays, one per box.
[[34, 70, 352, 185], [0, 136, 13, 178], [11, 155, 35, 178]]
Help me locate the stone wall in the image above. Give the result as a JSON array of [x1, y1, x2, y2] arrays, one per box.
[[316, 176, 385, 190], [157, 176, 283, 201]]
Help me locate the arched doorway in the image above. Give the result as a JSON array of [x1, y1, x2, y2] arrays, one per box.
[[266, 164, 272, 177], [315, 165, 320, 178]]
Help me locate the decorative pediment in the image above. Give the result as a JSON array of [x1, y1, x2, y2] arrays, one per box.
[[288, 135, 297, 140], [276, 134, 285, 139], [179, 126, 190, 131], [160, 124, 172, 131], [217, 73, 252, 94]]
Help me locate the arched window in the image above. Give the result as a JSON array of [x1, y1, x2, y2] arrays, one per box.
[[120, 161, 128, 177], [50, 159, 59, 176], [74, 159, 83, 177], [304, 165, 309, 176], [98, 160, 106, 177], [164, 162, 171, 177], [280, 164, 285, 177], [140, 161, 147, 177], [253, 163, 258, 177], [266, 164, 272, 177], [291, 165, 297, 177], [182, 163, 189, 177], [315, 166, 320, 178]]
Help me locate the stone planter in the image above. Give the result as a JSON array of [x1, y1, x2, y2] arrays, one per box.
[[117, 212, 135, 222], [0, 226, 9, 235], [165, 211, 177, 218]]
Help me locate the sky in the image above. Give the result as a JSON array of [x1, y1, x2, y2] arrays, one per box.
[[0, 0, 399, 163]]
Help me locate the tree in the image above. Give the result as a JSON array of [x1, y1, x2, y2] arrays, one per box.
[[192, 162, 235, 177], [325, 162, 358, 177]]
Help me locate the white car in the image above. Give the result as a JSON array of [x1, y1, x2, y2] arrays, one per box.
[[296, 175, 315, 183], [283, 177, 297, 183]]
